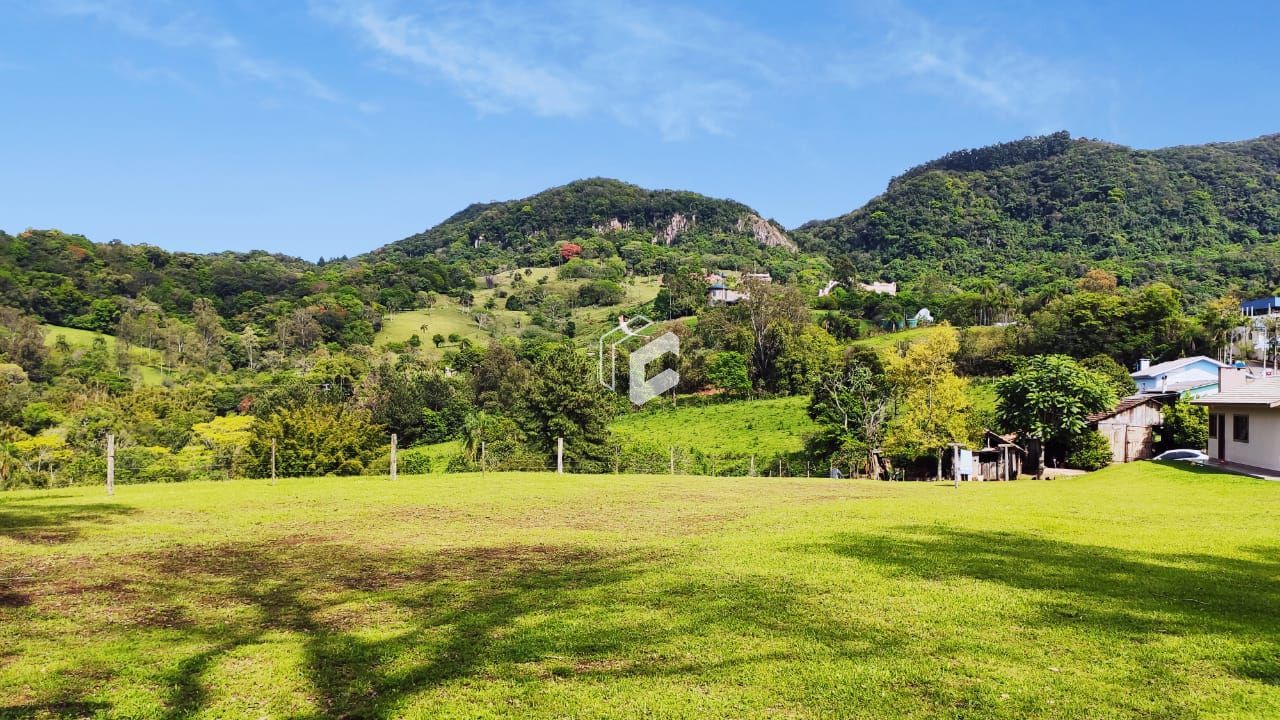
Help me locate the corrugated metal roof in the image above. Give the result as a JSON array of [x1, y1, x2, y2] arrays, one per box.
[[1241, 297, 1280, 313], [1087, 395, 1165, 423], [1191, 377, 1280, 407]]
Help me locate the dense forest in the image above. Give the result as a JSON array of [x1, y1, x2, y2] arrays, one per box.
[[797, 131, 1280, 302]]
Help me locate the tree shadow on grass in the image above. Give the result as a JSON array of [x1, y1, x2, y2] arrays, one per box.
[[0, 500, 133, 545], [805, 526, 1280, 684], [128, 540, 866, 719], [5, 536, 906, 719]]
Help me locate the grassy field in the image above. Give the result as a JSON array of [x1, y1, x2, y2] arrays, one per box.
[[850, 325, 950, 355], [611, 396, 815, 456], [40, 325, 169, 386], [2, 462, 1277, 718], [375, 269, 662, 358]]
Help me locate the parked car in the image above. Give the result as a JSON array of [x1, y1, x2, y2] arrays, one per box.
[[1152, 449, 1209, 462]]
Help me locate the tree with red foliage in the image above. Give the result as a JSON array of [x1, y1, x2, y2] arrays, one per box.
[[559, 243, 582, 261]]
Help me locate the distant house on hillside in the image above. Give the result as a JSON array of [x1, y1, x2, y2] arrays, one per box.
[[858, 281, 897, 295], [742, 272, 773, 284], [708, 281, 746, 305], [1192, 366, 1280, 474], [1241, 296, 1280, 317], [1132, 356, 1229, 397]]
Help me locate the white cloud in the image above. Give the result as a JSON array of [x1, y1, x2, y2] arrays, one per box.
[[314, 0, 793, 139], [49, 0, 353, 106], [827, 1, 1079, 116]]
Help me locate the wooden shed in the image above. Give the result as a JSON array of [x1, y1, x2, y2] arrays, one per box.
[[1087, 395, 1170, 463], [975, 430, 1026, 480]]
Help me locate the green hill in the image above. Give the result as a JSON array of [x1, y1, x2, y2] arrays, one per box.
[[377, 178, 798, 271], [796, 131, 1280, 302]]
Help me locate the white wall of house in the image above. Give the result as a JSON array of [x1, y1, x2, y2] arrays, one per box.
[[1211, 407, 1280, 471]]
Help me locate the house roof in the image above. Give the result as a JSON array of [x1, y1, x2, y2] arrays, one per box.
[[1241, 297, 1280, 313], [1131, 355, 1228, 379], [981, 429, 1025, 453], [1087, 395, 1166, 423], [1162, 379, 1218, 394], [1191, 377, 1280, 408]]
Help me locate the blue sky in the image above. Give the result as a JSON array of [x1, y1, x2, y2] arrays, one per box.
[[2, 0, 1278, 258]]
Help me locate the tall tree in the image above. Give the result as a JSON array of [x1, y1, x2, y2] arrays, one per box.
[[0, 306, 47, 377], [739, 278, 809, 390], [995, 355, 1116, 478], [883, 324, 971, 479], [808, 357, 892, 478], [522, 346, 617, 470]]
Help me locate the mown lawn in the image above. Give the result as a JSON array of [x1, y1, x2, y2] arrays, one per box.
[[1, 462, 1277, 718]]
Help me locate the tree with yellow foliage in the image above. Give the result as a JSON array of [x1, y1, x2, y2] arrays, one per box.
[[884, 325, 972, 480]]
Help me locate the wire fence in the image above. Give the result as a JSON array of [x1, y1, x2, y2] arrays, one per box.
[[2, 433, 849, 491]]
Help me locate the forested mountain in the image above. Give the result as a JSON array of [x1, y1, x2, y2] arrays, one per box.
[[377, 177, 798, 274], [0, 228, 471, 345], [796, 131, 1280, 302]]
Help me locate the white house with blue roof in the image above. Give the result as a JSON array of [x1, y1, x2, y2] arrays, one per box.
[[1132, 356, 1230, 397]]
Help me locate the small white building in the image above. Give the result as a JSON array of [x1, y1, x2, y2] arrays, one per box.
[[1132, 356, 1229, 397], [1192, 366, 1280, 473], [858, 281, 897, 295]]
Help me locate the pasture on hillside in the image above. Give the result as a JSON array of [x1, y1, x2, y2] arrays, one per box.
[[374, 269, 662, 358], [610, 396, 815, 458], [39, 325, 169, 386], [1, 462, 1277, 718]]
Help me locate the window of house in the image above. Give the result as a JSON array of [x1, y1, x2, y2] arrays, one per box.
[[1208, 414, 1219, 439], [1233, 415, 1250, 443]]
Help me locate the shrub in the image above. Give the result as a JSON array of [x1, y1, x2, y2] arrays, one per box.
[[1160, 399, 1208, 451], [576, 280, 624, 306], [1067, 430, 1113, 471]]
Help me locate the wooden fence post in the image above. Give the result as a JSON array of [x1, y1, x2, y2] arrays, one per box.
[[390, 433, 398, 481], [270, 438, 277, 484], [749, 455, 755, 477], [556, 437, 564, 474], [106, 434, 115, 496], [481, 441, 487, 478], [669, 447, 675, 475]]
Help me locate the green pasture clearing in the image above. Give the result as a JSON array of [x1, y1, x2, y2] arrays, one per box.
[[611, 396, 815, 456], [850, 324, 949, 355], [3, 461, 1276, 718], [40, 324, 169, 386], [375, 269, 661, 357]]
